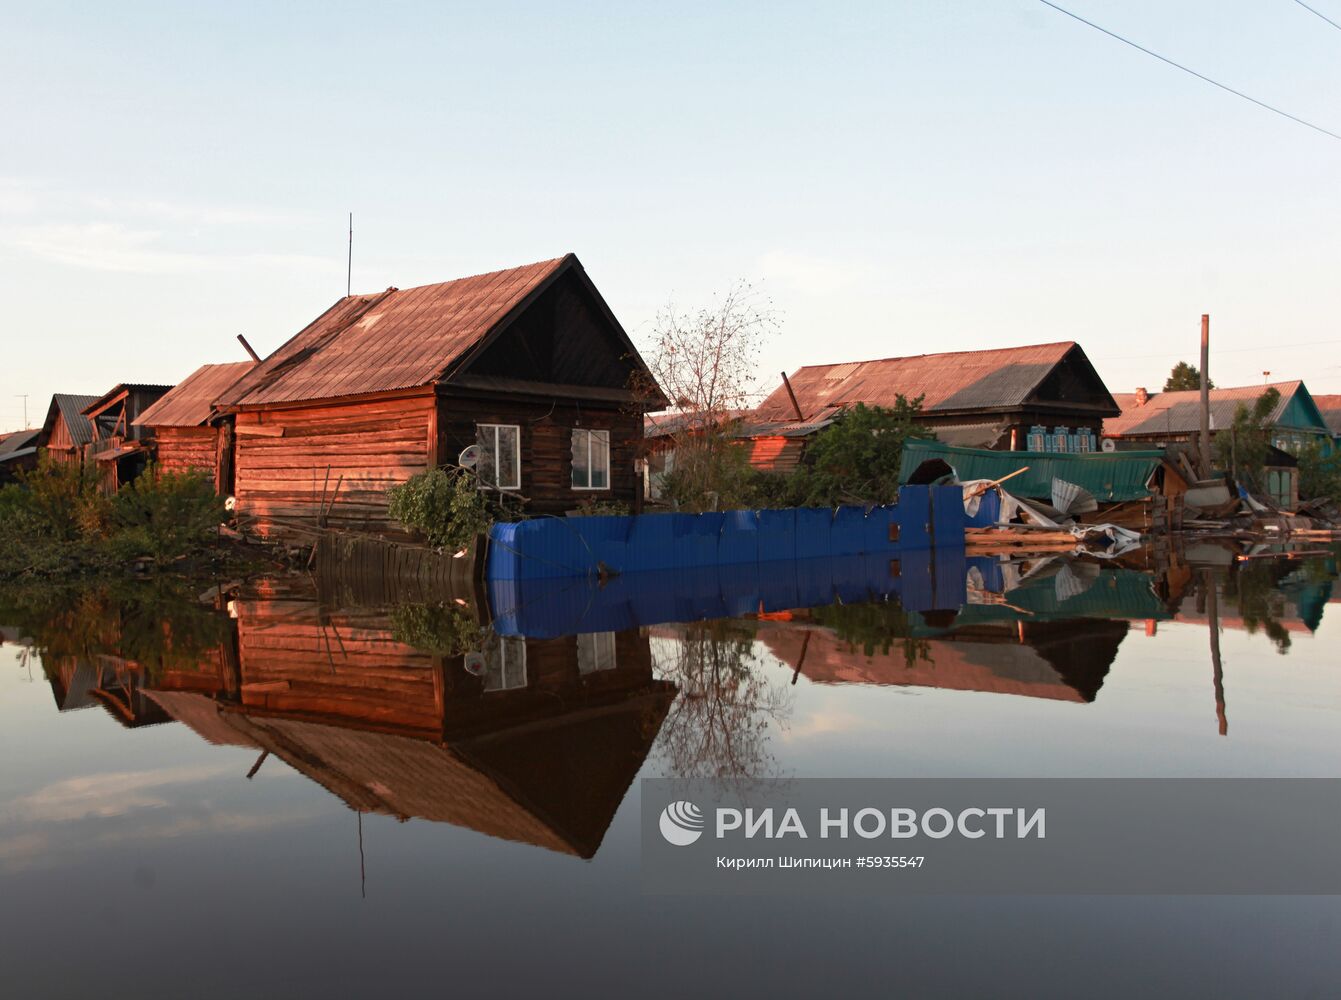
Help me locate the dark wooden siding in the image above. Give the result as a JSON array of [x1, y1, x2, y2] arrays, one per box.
[[438, 394, 643, 515], [234, 394, 435, 539]]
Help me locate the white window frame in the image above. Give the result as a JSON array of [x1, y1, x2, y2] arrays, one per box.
[[476, 423, 521, 491], [577, 631, 618, 675], [482, 635, 527, 692], [571, 427, 611, 491]]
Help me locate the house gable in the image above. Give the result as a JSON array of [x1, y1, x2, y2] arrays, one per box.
[[1023, 344, 1120, 416], [447, 260, 661, 403], [1276, 384, 1329, 435]]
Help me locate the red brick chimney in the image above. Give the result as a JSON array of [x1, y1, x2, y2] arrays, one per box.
[[1134, 387, 1149, 406]]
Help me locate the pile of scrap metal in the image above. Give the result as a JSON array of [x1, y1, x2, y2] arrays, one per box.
[[959, 474, 1144, 557], [1180, 480, 1341, 541]]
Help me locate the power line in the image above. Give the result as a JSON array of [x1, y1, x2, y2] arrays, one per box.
[[1095, 337, 1341, 361], [1294, 0, 1341, 33], [1036, 0, 1341, 142]]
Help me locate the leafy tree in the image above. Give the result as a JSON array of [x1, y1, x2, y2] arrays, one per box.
[[787, 399, 934, 507], [1291, 438, 1341, 502], [1213, 388, 1279, 490], [1164, 361, 1214, 392]]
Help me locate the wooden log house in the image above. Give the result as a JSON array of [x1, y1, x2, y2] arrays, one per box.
[[749, 341, 1122, 456], [133, 361, 254, 492], [215, 254, 666, 539]]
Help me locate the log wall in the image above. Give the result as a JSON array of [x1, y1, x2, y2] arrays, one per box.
[[235, 599, 442, 732], [155, 426, 218, 476], [234, 394, 435, 539]]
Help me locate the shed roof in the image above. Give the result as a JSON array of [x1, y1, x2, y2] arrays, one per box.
[[0, 428, 40, 455], [219, 254, 603, 407], [81, 383, 174, 417], [755, 342, 1117, 421], [899, 438, 1169, 502], [40, 394, 101, 447], [1106, 381, 1321, 438], [134, 362, 254, 428]]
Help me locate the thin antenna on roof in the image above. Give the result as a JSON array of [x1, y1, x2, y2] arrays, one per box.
[[347, 212, 353, 297], [16, 394, 27, 428]]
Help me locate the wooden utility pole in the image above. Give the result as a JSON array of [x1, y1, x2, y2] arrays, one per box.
[[1204, 569, 1227, 736], [1198, 314, 1213, 478]]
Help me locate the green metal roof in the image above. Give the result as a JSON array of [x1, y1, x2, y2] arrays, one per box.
[[899, 439, 1167, 502]]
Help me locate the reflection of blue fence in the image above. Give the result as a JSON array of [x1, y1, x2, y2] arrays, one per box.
[[489, 552, 969, 638], [486, 485, 965, 582]]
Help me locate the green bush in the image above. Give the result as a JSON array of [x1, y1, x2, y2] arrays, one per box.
[[8, 456, 103, 541], [0, 460, 230, 578], [787, 399, 933, 507], [390, 602, 486, 657], [108, 469, 227, 565], [386, 466, 492, 550]]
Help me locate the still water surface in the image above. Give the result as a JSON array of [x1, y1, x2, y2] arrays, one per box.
[[1, 552, 1338, 997]]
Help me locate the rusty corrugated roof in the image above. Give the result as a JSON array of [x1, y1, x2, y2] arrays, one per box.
[[219, 255, 572, 407], [1105, 381, 1305, 438], [134, 361, 255, 428], [754, 342, 1110, 421]]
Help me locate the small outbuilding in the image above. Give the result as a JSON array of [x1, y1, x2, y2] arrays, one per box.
[[81, 384, 173, 491], [37, 393, 100, 467]]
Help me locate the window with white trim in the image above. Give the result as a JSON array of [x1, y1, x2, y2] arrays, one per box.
[[482, 635, 527, 692], [476, 424, 520, 490], [577, 631, 617, 674], [571, 428, 610, 490]]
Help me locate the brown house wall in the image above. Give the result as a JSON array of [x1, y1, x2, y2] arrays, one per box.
[[231, 391, 645, 538], [234, 394, 436, 539], [155, 426, 219, 477]]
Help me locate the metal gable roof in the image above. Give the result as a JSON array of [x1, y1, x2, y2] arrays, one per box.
[[219, 255, 574, 407], [41, 394, 101, 447], [755, 342, 1109, 421], [1105, 381, 1320, 438]]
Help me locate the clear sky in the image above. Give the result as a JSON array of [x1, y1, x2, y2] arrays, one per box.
[[2, 0, 1339, 432]]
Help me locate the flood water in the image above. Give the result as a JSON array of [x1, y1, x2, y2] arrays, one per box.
[[2, 548, 1339, 998]]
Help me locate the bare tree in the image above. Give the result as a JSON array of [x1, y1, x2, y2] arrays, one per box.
[[650, 620, 793, 787], [636, 281, 779, 509]]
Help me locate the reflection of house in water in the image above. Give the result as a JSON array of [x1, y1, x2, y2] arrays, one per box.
[[759, 614, 1127, 704], [43, 655, 173, 728], [131, 599, 674, 859], [752, 561, 1190, 704]]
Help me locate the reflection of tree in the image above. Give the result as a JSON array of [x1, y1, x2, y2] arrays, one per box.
[[808, 599, 930, 668], [389, 602, 486, 657], [651, 619, 792, 784], [0, 577, 234, 680], [1222, 561, 1294, 654]]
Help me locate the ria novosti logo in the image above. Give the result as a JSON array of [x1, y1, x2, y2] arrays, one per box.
[[659, 801, 705, 846]]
